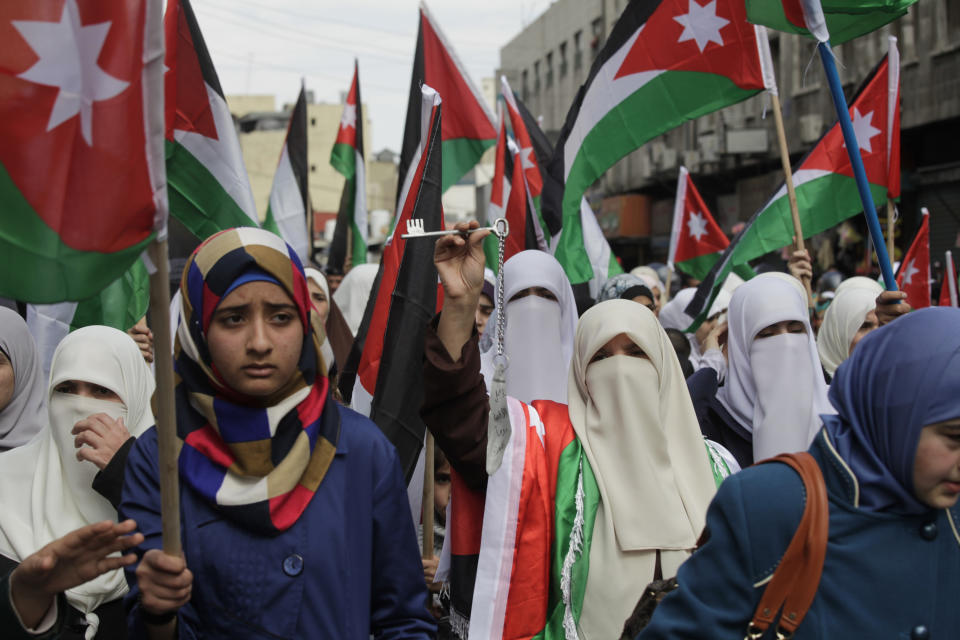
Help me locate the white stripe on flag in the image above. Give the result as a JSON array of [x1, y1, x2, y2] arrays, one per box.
[[580, 198, 612, 299], [353, 148, 368, 242], [267, 145, 310, 262], [668, 166, 689, 270]]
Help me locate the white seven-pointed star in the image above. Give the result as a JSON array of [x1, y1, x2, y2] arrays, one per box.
[[687, 211, 709, 242], [674, 0, 730, 53], [13, 0, 129, 146], [519, 147, 536, 170], [901, 259, 919, 285], [844, 107, 882, 153], [340, 103, 356, 130]]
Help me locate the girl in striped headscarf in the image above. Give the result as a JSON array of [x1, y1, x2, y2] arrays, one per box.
[[120, 228, 434, 639]]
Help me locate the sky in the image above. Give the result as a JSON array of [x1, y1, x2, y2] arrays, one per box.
[[192, 0, 553, 152]]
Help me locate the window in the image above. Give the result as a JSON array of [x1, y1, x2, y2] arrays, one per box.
[[574, 30, 583, 70], [591, 18, 604, 58], [559, 41, 568, 77], [522, 69, 530, 102], [534, 60, 541, 93], [546, 52, 554, 88]]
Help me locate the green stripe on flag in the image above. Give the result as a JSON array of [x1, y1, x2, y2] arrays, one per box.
[[0, 162, 152, 303], [745, 0, 917, 46], [442, 137, 496, 193], [71, 257, 150, 331], [535, 438, 600, 640], [166, 140, 261, 239], [331, 142, 356, 179], [558, 73, 759, 284]]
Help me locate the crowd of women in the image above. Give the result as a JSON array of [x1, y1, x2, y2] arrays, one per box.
[[0, 222, 957, 639]]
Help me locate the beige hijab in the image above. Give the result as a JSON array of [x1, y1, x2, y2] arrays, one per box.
[[568, 300, 716, 638]]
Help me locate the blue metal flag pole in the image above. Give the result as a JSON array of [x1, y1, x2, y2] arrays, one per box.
[[818, 41, 898, 290]]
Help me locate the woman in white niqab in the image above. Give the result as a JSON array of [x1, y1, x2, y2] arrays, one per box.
[[480, 250, 578, 404], [0, 326, 155, 638], [816, 276, 883, 378], [719, 273, 832, 461], [569, 300, 717, 639]]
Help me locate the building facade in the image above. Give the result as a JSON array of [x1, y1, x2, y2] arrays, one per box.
[[498, 1, 960, 275]]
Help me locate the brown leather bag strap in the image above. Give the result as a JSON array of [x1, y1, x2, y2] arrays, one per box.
[[745, 452, 829, 640]]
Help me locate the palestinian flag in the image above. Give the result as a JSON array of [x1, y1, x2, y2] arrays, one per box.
[[668, 166, 752, 281], [746, 0, 917, 46], [328, 61, 367, 271], [685, 45, 900, 328], [548, 0, 770, 285], [509, 90, 622, 303], [164, 0, 258, 240], [263, 84, 310, 263], [27, 258, 150, 379], [484, 105, 546, 271], [0, 0, 165, 302], [939, 250, 958, 308], [897, 208, 930, 308], [397, 4, 496, 199], [351, 85, 445, 482]]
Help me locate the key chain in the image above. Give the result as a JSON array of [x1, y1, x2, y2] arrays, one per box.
[[486, 218, 511, 475]]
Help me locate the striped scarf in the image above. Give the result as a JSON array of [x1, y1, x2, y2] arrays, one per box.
[[175, 227, 339, 535]]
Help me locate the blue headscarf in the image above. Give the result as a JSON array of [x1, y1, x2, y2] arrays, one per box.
[[823, 307, 960, 514]]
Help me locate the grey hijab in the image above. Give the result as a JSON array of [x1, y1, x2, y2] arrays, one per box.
[[0, 308, 46, 450]]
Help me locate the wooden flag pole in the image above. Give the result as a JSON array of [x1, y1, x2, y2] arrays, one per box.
[[770, 91, 815, 309], [886, 200, 896, 263], [422, 432, 435, 558], [147, 238, 181, 556]]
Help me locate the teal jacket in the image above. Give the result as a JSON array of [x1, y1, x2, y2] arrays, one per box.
[[638, 428, 960, 639]]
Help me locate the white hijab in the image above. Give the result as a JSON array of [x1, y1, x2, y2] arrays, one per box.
[[817, 276, 883, 377], [331, 263, 378, 335], [480, 250, 578, 404], [659, 287, 730, 359], [718, 274, 832, 460], [304, 268, 335, 371], [569, 300, 717, 639], [0, 308, 46, 450], [0, 326, 155, 625]]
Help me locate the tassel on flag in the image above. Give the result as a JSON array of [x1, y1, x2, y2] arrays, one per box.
[[897, 209, 931, 309]]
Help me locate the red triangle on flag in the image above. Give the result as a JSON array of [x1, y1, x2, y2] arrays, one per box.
[[501, 76, 542, 198], [615, 0, 764, 90], [897, 210, 930, 308], [334, 67, 359, 148], [164, 0, 218, 141], [421, 8, 496, 142], [670, 166, 729, 265]]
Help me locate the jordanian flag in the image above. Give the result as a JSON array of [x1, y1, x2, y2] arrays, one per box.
[[328, 61, 368, 270], [669, 166, 753, 281], [484, 104, 546, 271], [549, 0, 770, 285], [512, 89, 563, 239], [0, 0, 165, 303], [897, 208, 930, 309], [263, 84, 311, 263], [397, 4, 496, 198], [746, 0, 917, 45], [685, 43, 901, 327], [352, 86, 445, 482], [164, 0, 258, 240]]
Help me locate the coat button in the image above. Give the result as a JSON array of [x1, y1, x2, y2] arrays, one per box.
[[911, 625, 930, 640], [920, 522, 937, 541], [282, 553, 304, 577]]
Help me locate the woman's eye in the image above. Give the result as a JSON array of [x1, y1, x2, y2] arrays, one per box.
[[272, 312, 294, 324], [590, 352, 608, 363], [93, 385, 113, 396], [54, 383, 73, 394]]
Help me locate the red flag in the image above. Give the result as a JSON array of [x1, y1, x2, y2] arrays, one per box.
[[897, 209, 930, 308], [0, 0, 164, 302], [939, 250, 958, 308], [667, 166, 730, 280]]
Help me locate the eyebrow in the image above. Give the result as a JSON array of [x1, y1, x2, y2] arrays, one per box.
[[215, 301, 298, 314]]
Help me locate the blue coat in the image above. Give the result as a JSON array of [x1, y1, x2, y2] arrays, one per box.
[[638, 428, 960, 639], [120, 403, 435, 639]]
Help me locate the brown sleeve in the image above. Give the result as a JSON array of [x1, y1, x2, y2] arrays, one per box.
[[421, 314, 489, 490]]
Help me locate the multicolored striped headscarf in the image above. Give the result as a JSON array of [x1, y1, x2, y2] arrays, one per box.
[[175, 227, 338, 534]]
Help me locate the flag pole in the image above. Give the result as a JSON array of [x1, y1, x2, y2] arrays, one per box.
[[422, 432, 435, 558], [886, 201, 896, 262], [769, 91, 815, 308], [818, 41, 898, 290], [147, 238, 181, 556]]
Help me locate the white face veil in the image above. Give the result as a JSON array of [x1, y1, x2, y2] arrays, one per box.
[[568, 300, 717, 639], [816, 277, 883, 376], [480, 250, 578, 404], [718, 274, 833, 460], [0, 326, 156, 620]]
